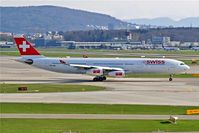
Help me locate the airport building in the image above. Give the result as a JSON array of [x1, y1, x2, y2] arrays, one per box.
[[60, 41, 143, 50], [1, 32, 198, 50], [152, 36, 171, 46]]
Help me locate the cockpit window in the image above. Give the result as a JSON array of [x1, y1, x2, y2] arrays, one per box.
[[180, 63, 185, 65]]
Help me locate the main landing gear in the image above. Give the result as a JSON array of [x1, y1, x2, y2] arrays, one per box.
[[169, 74, 173, 81], [93, 76, 106, 81]]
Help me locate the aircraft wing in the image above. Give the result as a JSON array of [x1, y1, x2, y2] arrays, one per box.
[[70, 64, 123, 71]]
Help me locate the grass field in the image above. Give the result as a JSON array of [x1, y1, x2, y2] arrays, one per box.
[[0, 51, 135, 58], [1, 119, 199, 133], [1, 103, 198, 115], [1, 50, 199, 57], [126, 73, 198, 78], [1, 48, 199, 54], [183, 60, 199, 65], [0, 84, 105, 93]]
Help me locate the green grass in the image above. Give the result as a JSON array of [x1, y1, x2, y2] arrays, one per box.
[[0, 84, 105, 93], [0, 51, 128, 58], [183, 60, 199, 65], [41, 51, 122, 58], [1, 119, 199, 133], [38, 48, 199, 55], [0, 48, 17, 51], [1, 103, 198, 115], [0, 51, 20, 56], [1, 47, 199, 54], [1, 48, 199, 57], [1, 50, 199, 58], [129, 49, 199, 55], [126, 73, 198, 78]]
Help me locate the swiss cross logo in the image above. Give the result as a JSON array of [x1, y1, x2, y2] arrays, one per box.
[[19, 41, 30, 52], [14, 37, 40, 55]]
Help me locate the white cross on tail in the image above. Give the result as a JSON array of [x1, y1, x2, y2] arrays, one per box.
[[19, 41, 30, 52]]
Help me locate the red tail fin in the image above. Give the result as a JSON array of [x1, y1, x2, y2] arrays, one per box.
[[14, 36, 40, 56]]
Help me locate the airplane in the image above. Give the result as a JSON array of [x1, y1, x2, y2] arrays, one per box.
[[14, 36, 190, 81], [163, 47, 180, 51], [190, 47, 199, 51], [162, 43, 180, 51]]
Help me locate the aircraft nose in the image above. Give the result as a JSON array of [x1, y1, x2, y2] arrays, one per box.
[[185, 65, 190, 70], [183, 65, 190, 71]]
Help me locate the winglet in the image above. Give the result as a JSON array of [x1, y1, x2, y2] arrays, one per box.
[[14, 36, 40, 56]]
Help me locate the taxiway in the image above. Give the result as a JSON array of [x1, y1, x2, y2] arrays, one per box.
[[0, 56, 199, 106]]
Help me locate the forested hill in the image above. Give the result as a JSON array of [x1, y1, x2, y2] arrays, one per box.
[[1, 5, 128, 33], [63, 28, 199, 42]]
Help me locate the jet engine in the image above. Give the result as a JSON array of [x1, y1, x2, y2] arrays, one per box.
[[108, 70, 125, 77], [86, 68, 103, 76], [24, 59, 33, 65]]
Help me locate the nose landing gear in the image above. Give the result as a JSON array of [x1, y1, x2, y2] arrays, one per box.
[[93, 76, 106, 81], [169, 74, 173, 81]]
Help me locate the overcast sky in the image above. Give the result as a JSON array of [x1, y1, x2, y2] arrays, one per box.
[[1, 0, 199, 20]]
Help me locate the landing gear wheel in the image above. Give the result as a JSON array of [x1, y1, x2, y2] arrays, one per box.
[[169, 77, 173, 81], [169, 74, 173, 81], [102, 76, 106, 81], [98, 77, 103, 81], [93, 76, 102, 81], [93, 77, 98, 81], [93, 76, 106, 82]]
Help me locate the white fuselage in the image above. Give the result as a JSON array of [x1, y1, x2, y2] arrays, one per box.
[[18, 56, 190, 75]]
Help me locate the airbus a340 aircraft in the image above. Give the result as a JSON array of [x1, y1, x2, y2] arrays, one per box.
[[14, 36, 190, 81]]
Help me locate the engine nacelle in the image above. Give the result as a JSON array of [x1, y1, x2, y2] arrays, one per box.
[[108, 70, 125, 78], [86, 68, 103, 76]]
